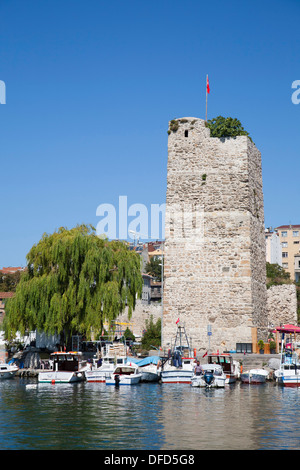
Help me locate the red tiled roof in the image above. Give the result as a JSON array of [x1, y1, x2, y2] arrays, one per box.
[[275, 225, 300, 229], [0, 292, 14, 298], [0, 267, 25, 274]]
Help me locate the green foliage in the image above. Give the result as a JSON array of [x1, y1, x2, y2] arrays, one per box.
[[206, 116, 252, 141], [0, 271, 22, 292], [2, 224, 143, 341], [266, 262, 291, 288], [141, 316, 161, 350], [167, 119, 179, 135], [258, 339, 265, 350], [145, 257, 162, 282], [122, 327, 135, 342]]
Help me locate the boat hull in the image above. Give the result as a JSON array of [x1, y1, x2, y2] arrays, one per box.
[[141, 371, 160, 382], [191, 375, 226, 388], [225, 375, 236, 384], [105, 374, 142, 385], [277, 373, 300, 387], [38, 371, 84, 384], [161, 370, 193, 384], [85, 369, 112, 383], [240, 373, 267, 384], [0, 369, 18, 380]]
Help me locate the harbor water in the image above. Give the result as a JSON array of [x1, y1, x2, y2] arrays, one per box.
[[0, 378, 300, 450]]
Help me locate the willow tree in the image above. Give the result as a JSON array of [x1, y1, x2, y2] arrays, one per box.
[[2, 225, 143, 342]]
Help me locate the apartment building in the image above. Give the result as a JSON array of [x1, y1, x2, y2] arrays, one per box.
[[275, 224, 300, 280]]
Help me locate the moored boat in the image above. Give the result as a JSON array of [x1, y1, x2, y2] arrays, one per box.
[[275, 347, 300, 387], [161, 325, 195, 384], [85, 341, 129, 383], [38, 352, 85, 384], [240, 369, 269, 384], [191, 363, 226, 388], [133, 356, 161, 382], [105, 363, 142, 385], [207, 353, 239, 384], [0, 362, 19, 380]]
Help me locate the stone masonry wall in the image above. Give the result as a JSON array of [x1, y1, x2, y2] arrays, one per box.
[[116, 300, 162, 339], [163, 117, 268, 352], [267, 284, 297, 326]]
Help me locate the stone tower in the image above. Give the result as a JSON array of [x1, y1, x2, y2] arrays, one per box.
[[163, 117, 267, 352]]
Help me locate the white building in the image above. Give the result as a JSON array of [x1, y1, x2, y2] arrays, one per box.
[[265, 228, 282, 266]]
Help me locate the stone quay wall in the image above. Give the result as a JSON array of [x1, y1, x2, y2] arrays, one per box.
[[162, 117, 268, 353]]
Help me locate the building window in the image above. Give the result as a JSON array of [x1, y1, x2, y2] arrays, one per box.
[[294, 241, 299, 244], [281, 231, 288, 237], [184, 130, 188, 137], [282, 252, 288, 258], [282, 242, 288, 247], [282, 263, 288, 268], [293, 231, 299, 237]]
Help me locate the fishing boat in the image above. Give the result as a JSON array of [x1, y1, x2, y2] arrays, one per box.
[[38, 352, 86, 384], [105, 363, 142, 385], [272, 325, 300, 387], [191, 363, 226, 388], [161, 325, 195, 384], [85, 342, 129, 383], [0, 362, 19, 380], [207, 353, 239, 384], [240, 369, 269, 384], [275, 347, 300, 387]]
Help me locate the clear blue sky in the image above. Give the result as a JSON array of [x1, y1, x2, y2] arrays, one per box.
[[0, 0, 299, 267]]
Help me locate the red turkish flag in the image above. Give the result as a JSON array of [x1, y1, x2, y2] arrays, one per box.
[[206, 75, 210, 94]]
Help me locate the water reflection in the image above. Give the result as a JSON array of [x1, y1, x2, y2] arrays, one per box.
[[0, 379, 300, 449]]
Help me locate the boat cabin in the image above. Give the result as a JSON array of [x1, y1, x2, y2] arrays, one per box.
[[208, 354, 233, 375], [113, 366, 136, 376], [50, 352, 83, 372]]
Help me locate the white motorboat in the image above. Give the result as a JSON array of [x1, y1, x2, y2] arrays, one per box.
[[240, 369, 269, 384], [38, 352, 86, 384], [85, 355, 128, 383], [161, 325, 195, 384], [0, 362, 19, 380], [105, 363, 142, 385], [191, 364, 226, 388], [207, 353, 239, 384], [85, 342, 129, 383], [133, 356, 161, 382]]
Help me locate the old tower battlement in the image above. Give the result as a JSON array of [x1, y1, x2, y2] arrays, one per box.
[[163, 117, 267, 352]]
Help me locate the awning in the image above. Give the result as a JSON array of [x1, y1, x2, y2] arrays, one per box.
[[274, 324, 300, 334]]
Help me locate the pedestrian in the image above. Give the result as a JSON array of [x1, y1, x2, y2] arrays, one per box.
[[194, 360, 202, 376]]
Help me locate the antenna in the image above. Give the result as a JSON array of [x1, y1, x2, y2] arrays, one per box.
[[129, 230, 148, 246]]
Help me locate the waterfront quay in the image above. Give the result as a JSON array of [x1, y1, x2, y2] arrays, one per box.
[[15, 351, 281, 380]]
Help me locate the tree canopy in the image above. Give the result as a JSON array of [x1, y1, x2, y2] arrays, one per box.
[[145, 257, 162, 282], [2, 225, 143, 341], [141, 316, 161, 350], [266, 262, 291, 288], [0, 270, 22, 292], [206, 116, 252, 141]]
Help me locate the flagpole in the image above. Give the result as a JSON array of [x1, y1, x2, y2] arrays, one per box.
[[205, 74, 208, 122]]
